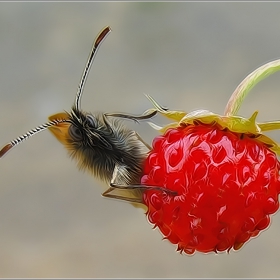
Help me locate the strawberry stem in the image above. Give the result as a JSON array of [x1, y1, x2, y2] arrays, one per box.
[[224, 59, 280, 116]]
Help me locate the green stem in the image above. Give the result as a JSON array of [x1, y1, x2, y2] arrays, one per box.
[[224, 59, 280, 116]]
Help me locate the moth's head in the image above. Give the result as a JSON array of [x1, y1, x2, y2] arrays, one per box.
[[48, 108, 107, 151], [48, 107, 114, 175]]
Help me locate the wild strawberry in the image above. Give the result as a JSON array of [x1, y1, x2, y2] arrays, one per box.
[[141, 59, 280, 254], [142, 124, 280, 254]]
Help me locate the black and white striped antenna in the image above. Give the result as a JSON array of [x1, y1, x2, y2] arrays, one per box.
[[0, 26, 111, 158], [0, 119, 68, 158], [75, 26, 111, 111]]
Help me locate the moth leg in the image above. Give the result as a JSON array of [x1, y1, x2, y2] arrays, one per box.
[[102, 164, 144, 204], [105, 94, 170, 122], [105, 109, 158, 122], [102, 183, 177, 204], [109, 182, 177, 195], [102, 187, 143, 204], [103, 111, 152, 151], [102, 164, 177, 204]]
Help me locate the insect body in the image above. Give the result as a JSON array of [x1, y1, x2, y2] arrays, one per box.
[[0, 26, 165, 205]]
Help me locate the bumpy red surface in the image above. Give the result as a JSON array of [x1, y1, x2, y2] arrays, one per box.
[[141, 124, 280, 254]]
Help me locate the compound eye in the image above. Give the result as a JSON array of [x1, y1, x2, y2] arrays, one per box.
[[69, 124, 83, 141], [86, 115, 97, 128]]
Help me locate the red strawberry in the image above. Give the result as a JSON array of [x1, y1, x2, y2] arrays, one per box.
[[141, 124, 280, 254], [140, 59, 280, 254]]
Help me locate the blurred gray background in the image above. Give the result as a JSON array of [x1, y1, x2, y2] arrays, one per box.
[[1, 2, 280, 278]]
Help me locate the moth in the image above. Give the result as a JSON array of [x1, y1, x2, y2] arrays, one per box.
[[0, 26, 172, 205]]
